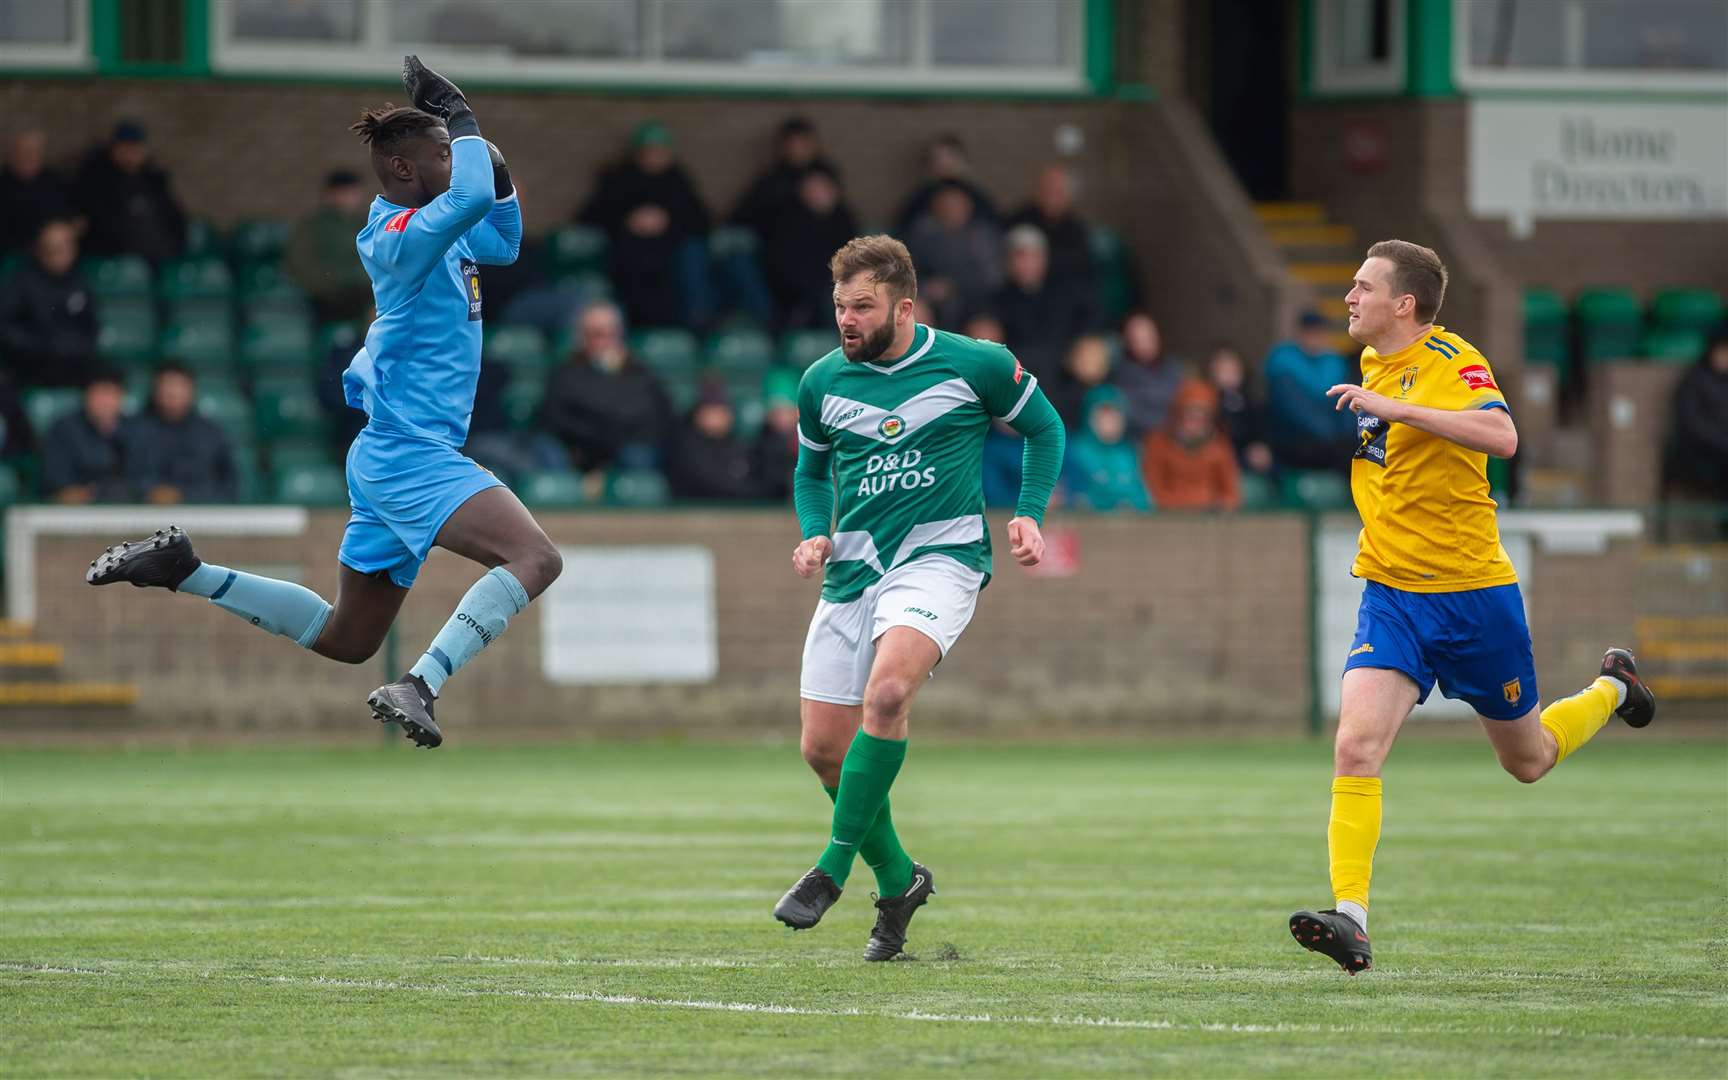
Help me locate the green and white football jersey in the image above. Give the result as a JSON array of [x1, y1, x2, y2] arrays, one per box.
[[796, 324, 1043, 603]]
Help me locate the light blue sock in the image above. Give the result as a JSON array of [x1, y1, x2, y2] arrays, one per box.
[[409, 566, 529, 696], [178, 563, 333, 649]]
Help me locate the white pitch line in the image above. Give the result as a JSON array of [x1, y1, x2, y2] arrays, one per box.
[[1, 962, 1724, 1048]]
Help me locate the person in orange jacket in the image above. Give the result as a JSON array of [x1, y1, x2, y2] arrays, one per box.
[[1140, 379, 1241, 511]]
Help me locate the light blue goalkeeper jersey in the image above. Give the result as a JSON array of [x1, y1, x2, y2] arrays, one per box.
[[343, 134, 521, 447]]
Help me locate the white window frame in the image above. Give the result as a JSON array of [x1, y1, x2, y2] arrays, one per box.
[[210, 0, 1088, 93], [1311, 0, 1407, 95], [0, 0, 91, 70], [1453, 1, 1728, 95]]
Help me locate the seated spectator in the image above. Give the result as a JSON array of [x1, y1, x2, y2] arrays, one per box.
[[0, 130, 75, 255], [1666, 327, 1728, 503], [750, 375, 800, 502], [0, 219, 98, 388], [963, 313, 1006, 344], [1062, 385, 1151, 512], [981, 419, 1024, 509], [41, 368, 134, 503], [578, 122, 711, 328], [988, 225, 1095, 380], [539, 301, 674, 481], [731, 117, 838, 235], [904, 180, 1002, 328], [285, 169, 374, 324], [760, 164, 859, 329], [666, 384, 759, 501], [1047, 334, 1112, 430], [1141, 380, 1241, 511], [1206, 344, 1274, 474], [124, 362, 237, 504], [0, 372, 33, 461], [73, 121, 185, 265], [1006, 164, 1098, 312], [1264, 311, 1357, 471], [895, 134, 1001, 234], [1113, 310, 1184, 438]]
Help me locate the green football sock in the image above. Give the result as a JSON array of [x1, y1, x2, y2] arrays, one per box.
[[815, 731, 907, 888], [823, 785, 914, 898]]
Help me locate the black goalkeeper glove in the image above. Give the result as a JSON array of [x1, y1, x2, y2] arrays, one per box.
[[485, 140, 513, 199], [402, 54, 478, 138]]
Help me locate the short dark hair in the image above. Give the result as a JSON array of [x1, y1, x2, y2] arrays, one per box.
[[84, 366, 125, 389], [154, 359, 193, 381], [349, 103, 442, 159], [829, 235, 917, 303], [1366, 239, 1448, 323]]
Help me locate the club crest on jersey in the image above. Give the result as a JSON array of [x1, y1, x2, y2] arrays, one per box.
[[878, 414, 906, 440], [384, 208, 416, 233], [1399, 366, 1419, 394], [1458, 364, 1498, 391]]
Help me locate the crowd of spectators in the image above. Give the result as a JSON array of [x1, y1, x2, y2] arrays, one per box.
[[2, 115, 1721, 518]]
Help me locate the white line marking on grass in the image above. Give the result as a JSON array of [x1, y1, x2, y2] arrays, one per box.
[[2, 962, 1724, 1049]]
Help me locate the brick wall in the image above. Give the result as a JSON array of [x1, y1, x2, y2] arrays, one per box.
[[22, 508, 1650, 737]]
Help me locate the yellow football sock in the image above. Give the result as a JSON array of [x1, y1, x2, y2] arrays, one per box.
[[1539, 676, 1620, 764], [1328, 776, 1383, 910]]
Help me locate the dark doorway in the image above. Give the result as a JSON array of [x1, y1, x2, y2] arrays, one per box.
[[1189, 0, 1292, 201]]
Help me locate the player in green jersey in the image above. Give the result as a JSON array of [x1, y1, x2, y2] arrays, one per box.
[[772, 235, 1066, 960]]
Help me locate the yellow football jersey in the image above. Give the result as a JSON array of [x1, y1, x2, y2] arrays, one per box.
[[1349, 326, 1518, 592]]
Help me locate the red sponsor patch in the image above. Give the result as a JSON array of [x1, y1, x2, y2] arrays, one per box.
[[384, 209, 417, 233], [1457, 364, 1498, 391], [1012, 358, 1024, 384]]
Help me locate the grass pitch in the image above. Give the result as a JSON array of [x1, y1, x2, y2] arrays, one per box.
[[2, 736, 1724, 1077]]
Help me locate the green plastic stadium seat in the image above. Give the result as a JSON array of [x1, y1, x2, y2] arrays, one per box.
[[23, 388, 79, 435], [229, 220, 291, 267], [230, 442, 263, 503], [0, 462, 21, 507], [266, 437, 334, 471], [1651, 288, 1724, 334], [237, 263, 312, 321], [704, 328, 774, 375], [83, 255, 153, 299], [1287, 469, 1353, 511], [318, 321, 362, 355], [240, 316, 316, 375], [1521, 288, 1569, 368], [1639, 328, 1706, 363], [96, 299, 159, 364], [183, 218, 221, 258], [543, 225, 608, 276], [519, 470, 588, 509], [629, 328, 700, 378], [1237, 471, 1278, 511], [484, 326, 549, 373], [159, 319, 237, 373], [660, 370, 701, 414], [253, 377, 331, 440], [607, 468, 669, 507], [1089, 225, 1133, 323], [709, 225, 759, 259], [501, 375, 546, 430], [271, 461, 347, 506], [1575, 288, 1643, 364], [552, 269, 612, 301], [158, 257, 233, 302], [197, 384, 255, 444], [779, 329, 836, 369]]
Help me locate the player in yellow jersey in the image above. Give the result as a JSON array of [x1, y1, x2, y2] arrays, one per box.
[[1288, 239, 1656, 974]]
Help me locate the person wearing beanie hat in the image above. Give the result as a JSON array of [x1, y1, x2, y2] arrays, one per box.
[[72, 116, 186, 264], [1140, 378, 1241, 510]]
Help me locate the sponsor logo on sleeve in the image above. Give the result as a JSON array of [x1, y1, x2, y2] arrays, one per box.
[[1012, 358, 1024, 384], [1457, 364, 1498, 391], [384, 209, 417, 233]]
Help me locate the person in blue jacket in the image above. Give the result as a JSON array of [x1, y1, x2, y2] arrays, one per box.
[[86, 57, 560, 749]]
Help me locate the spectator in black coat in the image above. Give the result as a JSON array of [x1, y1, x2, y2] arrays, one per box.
[[578, 122, 711, 328], [73, 121, 185, 266], [1666, 328, 1728, 503], [1205, 344, 1274, 475], [1113, 311, 1186, 439], [539, 301, 675, 478], [666, 383, 759, 501], [760, 164, 859, 329], [903, 179, 1003, 328], [1006, 164, 1098, 313], [1046, 335, 1113, 431], [0, 372, 33, 461], [0, 219, 98, 387], [730, 117, 839, 236], [895, 134, 1001, 234], [41, 368, 134, 503], [987, 224, 1095, 380], [0, 130, 76, 256], [125, 361, 237, 504], [750, 377, 800, 502]]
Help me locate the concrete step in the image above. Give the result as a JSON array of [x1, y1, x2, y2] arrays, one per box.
[[1267, 223, 1358, 248], [1289, 262, 1360, 286], [0, 642, 65, 668], [1647, 674, 1728, 700], [0, 682, 138, 708], [1254, 202, 1326, 225]]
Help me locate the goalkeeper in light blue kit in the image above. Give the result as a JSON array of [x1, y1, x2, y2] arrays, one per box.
[[87, 58, 561, 748]]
